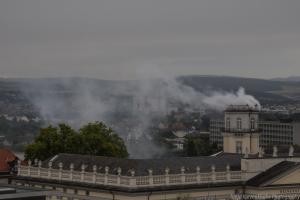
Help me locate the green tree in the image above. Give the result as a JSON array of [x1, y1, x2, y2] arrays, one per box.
[[183, 136, 220, 156], [25, 122, 128, 161]]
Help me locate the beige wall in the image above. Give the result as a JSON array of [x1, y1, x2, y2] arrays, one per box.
[[223, 133, 259, 154], [13, 175, 300, 200], [223, 110, 260, 155], [244, 186, 300, 197], [14, 179, 240, 200], [224, 112, 259, 130]]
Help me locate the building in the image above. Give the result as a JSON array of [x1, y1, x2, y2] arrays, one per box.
[[166, 131, 210, 151], [222, 105, 260, 154], [12, 149, 300, 200], [0, 149, 21, 184], [259, 121, 294, 147], [209, 119, 224, 147], [10, 105, 300, 199], [0, 184, 49, 200], [210, 119, 300, 149]]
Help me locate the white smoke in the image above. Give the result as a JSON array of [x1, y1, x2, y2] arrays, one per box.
[[203, 87, 261, 111], [19, 70, 261, 158]]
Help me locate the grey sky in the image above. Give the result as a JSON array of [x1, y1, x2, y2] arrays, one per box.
[[0, 0, 300, 80]]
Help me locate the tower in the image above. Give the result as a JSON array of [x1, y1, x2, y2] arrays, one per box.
[[222, 105, 260, 154]]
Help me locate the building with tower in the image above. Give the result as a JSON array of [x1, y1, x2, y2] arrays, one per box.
[[222, 105, 260, 155], [9, 105, 300, 199], [210, 107, 300, 149]]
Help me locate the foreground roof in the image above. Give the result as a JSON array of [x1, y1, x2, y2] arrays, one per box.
[[247, 161, 300, 187], [41, 153, 242, 176], [0, 149, 17, 172]]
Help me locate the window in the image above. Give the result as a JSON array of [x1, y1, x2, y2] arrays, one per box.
[[250, 118, 255, 130], [237, 118, 242, 130], [226, 118, 231, 130], [236, 141, 242, 154]]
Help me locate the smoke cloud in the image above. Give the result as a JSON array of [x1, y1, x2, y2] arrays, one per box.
[[203, 87, 261, 111], [19, 73, 260, 158]]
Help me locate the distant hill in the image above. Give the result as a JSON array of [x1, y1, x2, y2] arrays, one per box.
[[0, 75, 300, 118], [271, 76, 300, 82], [178, 75, 283, 92], [178, 75, 300, 103]]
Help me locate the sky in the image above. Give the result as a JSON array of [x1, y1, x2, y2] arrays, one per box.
[[0, 0, 300, 80]]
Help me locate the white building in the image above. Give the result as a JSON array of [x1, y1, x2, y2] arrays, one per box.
[[222, 105, 260, 155], [210, 111, 300, 148], [12, 105, 300, 200]]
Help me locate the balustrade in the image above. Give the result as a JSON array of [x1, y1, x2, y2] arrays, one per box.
[[17, 160, 243, 189]]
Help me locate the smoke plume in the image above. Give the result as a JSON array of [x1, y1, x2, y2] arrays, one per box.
[[203, 87, 261, 111], [19, 74, 260, 158]]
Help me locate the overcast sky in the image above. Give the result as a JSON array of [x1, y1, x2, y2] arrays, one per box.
[[0, 0, 300, 80]]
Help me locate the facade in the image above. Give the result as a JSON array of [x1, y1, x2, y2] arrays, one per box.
[[260, 121, 294, 147], [0, 184, 49, 199], [209, 120, 224, 147], [12, 150, 300, 200], [222, 105, 260, 154], [210, 120, 300, 149], [14, 153, 243, 200], [10, 105, 300, 199]]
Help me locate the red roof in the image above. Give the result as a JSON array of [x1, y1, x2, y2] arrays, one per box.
[[0, 149, 17, 172]]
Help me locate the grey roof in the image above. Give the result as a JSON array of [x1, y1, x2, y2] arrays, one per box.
[[41, 153, 242, 176], [247, 161, 300, 187], [0, 184, 49, 199]]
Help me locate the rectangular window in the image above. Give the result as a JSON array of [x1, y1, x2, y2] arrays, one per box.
[[251, 118, 255, 130], [236, 141, 242, 154], [237, 118, 242, 130]]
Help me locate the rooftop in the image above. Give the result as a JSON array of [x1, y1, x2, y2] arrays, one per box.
[[225, 104, 260, 113], [40, 153, 242, 176], [0, 184, 49, 199], [0, 149, 17, 172], [247, 161, 300, 186]]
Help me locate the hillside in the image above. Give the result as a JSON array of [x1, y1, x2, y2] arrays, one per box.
[[271, 76, 300, 82], [178, 75, 300, 103], [1, 75, 300, 152], [0, 75, 299, 119]]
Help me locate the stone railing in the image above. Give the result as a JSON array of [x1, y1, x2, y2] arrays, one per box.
[[222, 128, 261, 133], [18, 161, 244, 188]]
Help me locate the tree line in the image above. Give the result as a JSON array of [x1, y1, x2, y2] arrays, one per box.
[[25, 122, 128, 161]]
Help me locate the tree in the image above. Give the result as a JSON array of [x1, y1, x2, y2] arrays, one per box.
[[183, 136, 220, 156], [25, 122, 128, 161]]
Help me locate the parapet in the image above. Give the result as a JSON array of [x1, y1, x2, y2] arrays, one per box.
[[225, 104, 260, 113]]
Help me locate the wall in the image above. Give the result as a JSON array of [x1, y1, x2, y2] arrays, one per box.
[[224, 111, 259, 131], [13, 180, 240, 200]]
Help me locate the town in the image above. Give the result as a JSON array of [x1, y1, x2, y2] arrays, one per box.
[[1, 0, 300, 199]]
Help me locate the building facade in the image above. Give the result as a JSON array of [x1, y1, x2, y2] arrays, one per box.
[[210, 120, 300, 149], [222, 105, 260, 154], [12, 149, 300, 200], [10, 105, 300, 200]]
